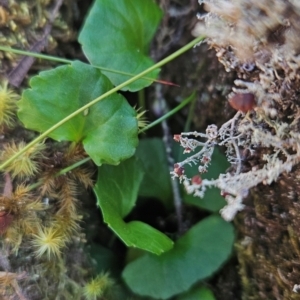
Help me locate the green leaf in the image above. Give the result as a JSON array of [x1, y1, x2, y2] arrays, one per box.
[[174, 144, 228, 212], [177, 286, 216, 300], [88, 244, 120, 275], [136, 138, 172, 206], [78, 0, 162, 92], [94, 157, 174, 255], [18, 61, 138, 166], [136, 138, 228, 211], [122, 215, 234, 299]]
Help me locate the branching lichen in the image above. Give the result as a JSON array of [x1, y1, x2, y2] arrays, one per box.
[[172, 111, 300, 221], [172, 0, 300, 222]]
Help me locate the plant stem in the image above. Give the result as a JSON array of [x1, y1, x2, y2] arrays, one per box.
[[183, 93, 196, 132], [27, 99, 193, 191], [0, 46, 72, 64], [139, 92, 195, 134], [0, 36, 204, 171], [26, 95, 195, 192], [0, 46, 167, 84], [27, 157, 91, 191], [27, 96, 190, 191]]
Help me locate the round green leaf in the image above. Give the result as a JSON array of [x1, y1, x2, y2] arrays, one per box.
[[18, 61, 138, 165], [94, 157, 174, 255], [122, 215, 234, 299], [78, 0, 162, 91]]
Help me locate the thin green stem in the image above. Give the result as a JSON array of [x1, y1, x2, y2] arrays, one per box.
[[26, 94, 196, 191], [27, 92, 187, 191], [0, 36, 204, 171], [28, 96, 191, 191], [139, 92, 195, 134], [0, 45, 160, 84], [28, 93, 191, 191], [27, 92, 194, 192], [183, 94, 197, 132], [27, 157, 91, 191], [0, 46, 72, 64], [57, 157, 91, 175]]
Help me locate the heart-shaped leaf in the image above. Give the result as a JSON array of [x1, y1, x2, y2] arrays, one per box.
[[94, 157, 174, 255], [18, 61, 138, 166], [78, 0, 162, 91], [122, 215, 234, 299]]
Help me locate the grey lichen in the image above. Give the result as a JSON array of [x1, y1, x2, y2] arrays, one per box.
[[172, 0, 300, 221]]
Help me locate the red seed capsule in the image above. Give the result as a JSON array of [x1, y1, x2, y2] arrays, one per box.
[[228, 93, 256, 113], [184, 147, 192, 153], [173, 134, 181, 142], [201, 156, 210, 164], [191, 175, 202, 185], [174, 164, 184, 176]]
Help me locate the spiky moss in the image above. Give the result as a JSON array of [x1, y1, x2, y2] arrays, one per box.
[[136, 108, 148, 132], [0, 83, 18, 128], [0, 142, 95, 298], [32, 226, 67, 259], [0, 1, 98, 299], [0, 141, 46, 179], [83, 273, 114, 300]]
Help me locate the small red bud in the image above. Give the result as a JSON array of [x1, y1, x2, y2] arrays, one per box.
[[198, 166, 208, 173], [173, 134, 181, 142], [192, 175, 202, 185], [184, 147, 192, 153], [174, 165, 184, 176], [201, 156, 210, 163]]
